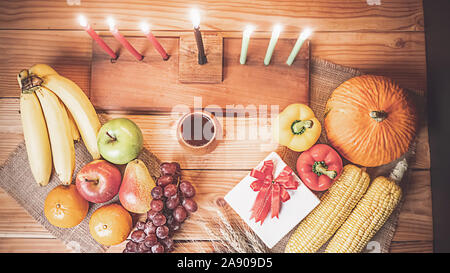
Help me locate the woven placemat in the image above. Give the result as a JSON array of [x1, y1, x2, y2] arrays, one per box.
[[272, 58, 419, 253], [0, 141, 160, 253]]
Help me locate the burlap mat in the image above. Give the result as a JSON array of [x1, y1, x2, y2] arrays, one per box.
[[273, 58, 419, 253], [0, 141, 161, 253]]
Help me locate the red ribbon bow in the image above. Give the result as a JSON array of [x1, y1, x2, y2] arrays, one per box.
[[249, 160, 299, 225]]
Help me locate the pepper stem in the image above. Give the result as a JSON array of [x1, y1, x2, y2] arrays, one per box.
[[313, 161, 337, 179], [291, 120, 313, 135], [369, 110, 388, 122]]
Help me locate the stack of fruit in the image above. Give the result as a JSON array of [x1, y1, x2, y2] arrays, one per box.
[[124, 162, 198, 253], [18, 64, 197, 252]]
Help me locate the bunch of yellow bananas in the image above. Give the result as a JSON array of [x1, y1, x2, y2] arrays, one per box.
[[18, 64, 101, 186]]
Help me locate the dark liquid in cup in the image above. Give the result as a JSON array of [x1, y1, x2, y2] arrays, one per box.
[[181, 113, 215, 147]]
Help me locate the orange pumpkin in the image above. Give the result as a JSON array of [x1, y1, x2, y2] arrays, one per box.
[[324, 75, 417, 167]]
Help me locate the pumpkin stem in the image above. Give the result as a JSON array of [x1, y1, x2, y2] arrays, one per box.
[[291, 120, 313, 135], [369, 110, 388, 122], [312, 161, 337, 179]]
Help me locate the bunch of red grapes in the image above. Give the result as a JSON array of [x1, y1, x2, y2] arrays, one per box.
[[123, 162, 198, 253]]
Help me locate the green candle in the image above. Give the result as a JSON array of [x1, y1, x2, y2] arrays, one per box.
[[286, 28, 312, 66], [264, 24, 282, 66], [240, 25, 254, 65]]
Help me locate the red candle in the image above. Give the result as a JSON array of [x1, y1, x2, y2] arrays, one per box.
[[107, 17, 143, 61], [78, 15, 117, 59], [140, 23, 169, 60]]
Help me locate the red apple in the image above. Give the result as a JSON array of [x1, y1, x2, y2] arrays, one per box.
[[76, 160, 122, 203]]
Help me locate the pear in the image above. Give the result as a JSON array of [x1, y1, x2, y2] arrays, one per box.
[[119, 159, 156, 213]]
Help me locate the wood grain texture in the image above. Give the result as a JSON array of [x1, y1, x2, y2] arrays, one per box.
[[0, 238, 69, 253], [0, 31, 91, 98], [0, 0, 424, 32], [90, 36, 309, 111], [311, 31, 427, 91], [179, 34, 223, 83], [0, 99, 430, 169], [0, 238, 215, 253], [393, 170, 433, 242], [389, 241, 433, 253], [0, 31, 426, 98]]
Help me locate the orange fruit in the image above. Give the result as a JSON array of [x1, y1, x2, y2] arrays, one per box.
[[89, 203, 132, 246], [44, 184, 89, 228]]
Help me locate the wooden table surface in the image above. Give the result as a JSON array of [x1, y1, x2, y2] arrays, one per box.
[[0, 0, 432, 253]]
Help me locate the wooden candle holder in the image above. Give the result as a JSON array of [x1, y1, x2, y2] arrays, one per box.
[[179, 33, 223, 83], [90, 35, 309, 112]]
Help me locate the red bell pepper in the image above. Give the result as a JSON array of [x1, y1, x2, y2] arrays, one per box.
[[296, 144, 343, 191]]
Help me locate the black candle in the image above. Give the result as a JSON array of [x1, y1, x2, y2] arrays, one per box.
[[194, 26, 207, 65], [190, 8, 207, 65]]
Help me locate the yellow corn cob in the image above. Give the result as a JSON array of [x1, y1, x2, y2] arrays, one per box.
[[325, 176, 402, 253], [285, 164, 370, 253]]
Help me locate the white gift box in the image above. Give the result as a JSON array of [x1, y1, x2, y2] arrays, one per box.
[[224, 152, 320, 249]]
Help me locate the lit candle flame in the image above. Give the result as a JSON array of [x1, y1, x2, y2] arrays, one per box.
[[107, 17, 116, 31], [190, 8, 201, 28], [243, 25, 255, 37], [272, 24, 282, 37], [140, 22, 151, 35], [78, 15, 88, 28], [300, 28, 313, 40]]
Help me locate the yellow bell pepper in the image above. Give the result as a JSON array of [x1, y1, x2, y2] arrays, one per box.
[[273, 103, 321, 152]]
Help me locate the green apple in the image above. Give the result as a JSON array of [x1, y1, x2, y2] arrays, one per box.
[[97, 118, 143, 165]]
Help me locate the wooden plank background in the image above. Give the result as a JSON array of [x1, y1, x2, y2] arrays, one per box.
[[0, 0, 431, 253]]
